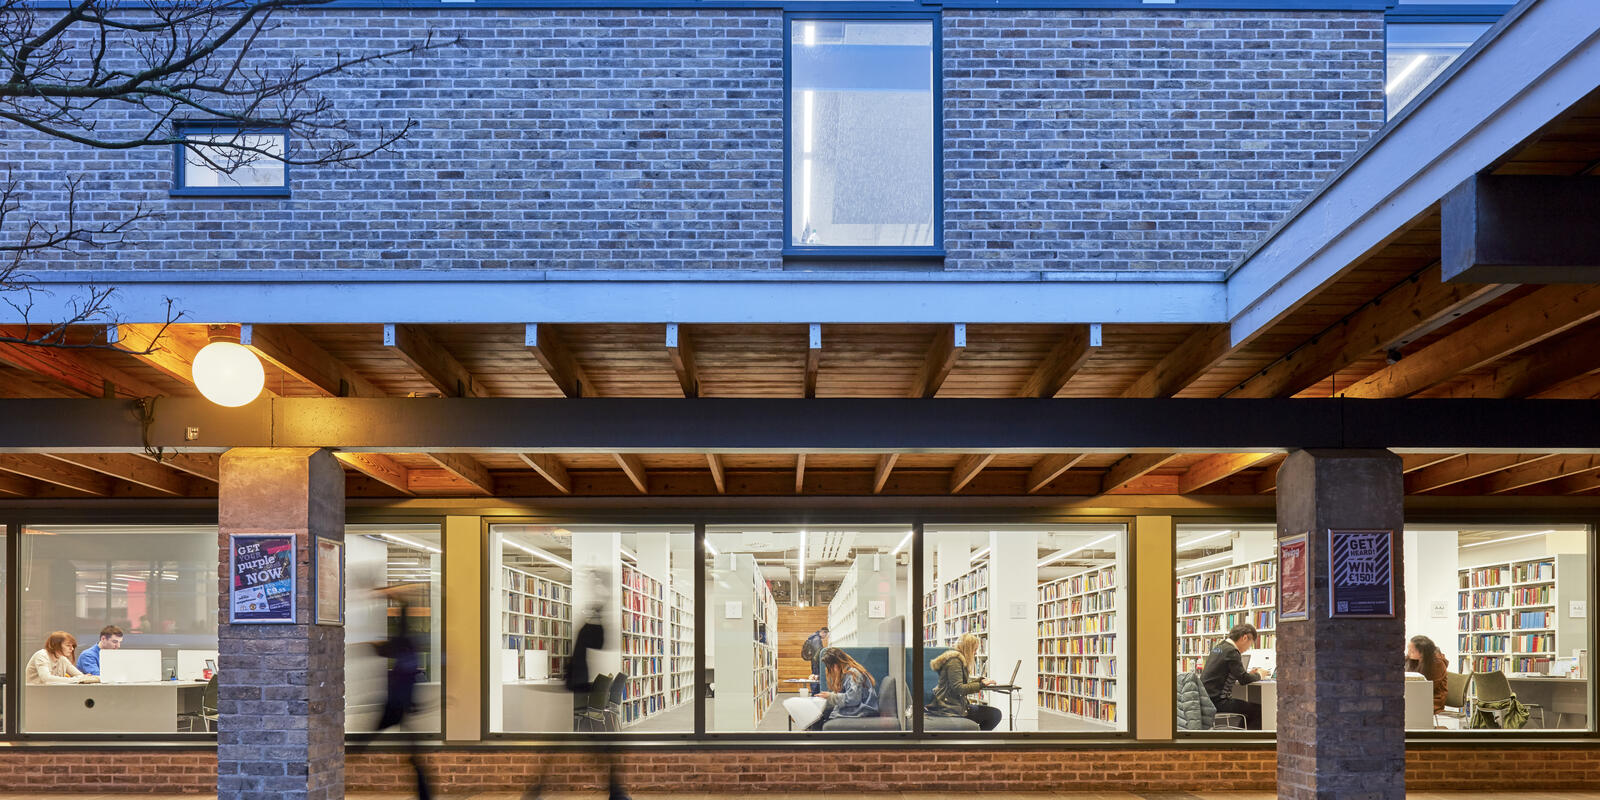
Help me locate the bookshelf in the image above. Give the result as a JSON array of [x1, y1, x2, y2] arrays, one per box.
[[1175, 557, 1276, 672], [1457, 554, 1586, 674], [828, 553, 899, 648], [753, 571, 778, 723], [941, 561, 990, 675], [711, 553, 779, 728], [668, 585, 693, 707], [499, 565, 572, 679], [620, 564, 670, 725], [829, 558, 860, 646], [1036, 563, 1119, 725], [922, 588, 938, 646]]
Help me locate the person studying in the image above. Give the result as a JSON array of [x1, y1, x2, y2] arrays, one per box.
[[927, 634, 1001, 731], [1202, 623, 1267, 730], [26, 631, 100, 685], [76, 625, 125, 676]]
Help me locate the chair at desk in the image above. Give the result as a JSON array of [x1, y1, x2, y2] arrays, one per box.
[[604, 672, 629, 732], [179, 675, 219, 732], [1435, 671, 1469, 729], [1469, 671, 1540, 729], [574, 673, 613, 732]]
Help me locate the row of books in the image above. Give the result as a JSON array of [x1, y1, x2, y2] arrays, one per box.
[[1038, 613, 1117, 636], [1038, 633, 1116, 656]]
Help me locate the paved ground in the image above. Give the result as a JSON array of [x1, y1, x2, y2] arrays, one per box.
[[2, 793, 1595, 800]]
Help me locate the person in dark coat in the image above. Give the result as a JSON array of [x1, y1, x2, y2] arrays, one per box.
[[525, 584, 628, 800], [350, 590, 433, 800], [926, 633, 1000, 730], [1202, 623, 1268, 729]]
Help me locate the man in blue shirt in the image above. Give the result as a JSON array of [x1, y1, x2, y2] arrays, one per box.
[[76, 625, 125, 675]]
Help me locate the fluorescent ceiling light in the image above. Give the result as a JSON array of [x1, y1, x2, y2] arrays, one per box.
[[1178, 529, 1234, 551], [380, 532, 442, 554], [1386, 54, 1427, 95], [507, 539, 573, 570], [704, 539, 720, 558], [891, 530, 914, 555], [1178, 552, 1233, 574], [970, 546, 991, 563], [1460, 530, 1555, 549], [1037, 534, 1117, 569], [798, 530, 807, 584]]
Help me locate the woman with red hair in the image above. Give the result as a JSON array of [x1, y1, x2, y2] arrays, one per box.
[[26, 631, 98, 685]]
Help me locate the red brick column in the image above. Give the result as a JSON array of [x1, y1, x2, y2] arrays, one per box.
[[217, 448, 345, 800], [1275, 449, 1406, 800]]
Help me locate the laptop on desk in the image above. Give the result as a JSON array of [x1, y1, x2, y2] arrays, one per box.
[[984, 660, 1023, 692]]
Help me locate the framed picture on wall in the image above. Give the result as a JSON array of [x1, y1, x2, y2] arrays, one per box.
[[1327, 529, 1396, 618], [1279, 533, 1310, 621], [229, 534, 296, 624], [315, 537, 344, 626]]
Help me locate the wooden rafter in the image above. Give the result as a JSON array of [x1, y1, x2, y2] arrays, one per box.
[[427, 452, 494, 495], [1179, 452, 1275, 494], [706, 453, 727, 494], [949, 453, 995, 494], [795, 454, 807, 494], [518, 453, 572, 495], [386, 323, 486, 398], [804, 323, 821, 398], [109, 323, 204, 386], [1019, 324, 1099, 398], [335, 452, 413, 495], [1434, 320, 1600, 399], [1122, 324, 1231, 399], [0, 471, 35, 496], [908, 324, 966, 398], [525, 323, 591, 399], [1027, 453, 1086, 494], [1344, 284, 1600, 398], [1254, 467, 1279, 495], [243, 324, 382, 397], [1549, 470, 1600, 495], [0, 455, 112, 495], [872, 453, 898, 494], [43, 453, 192, 496], [665, 323, 701, 399], [1228, 263, 1507, 399], [613, 454, 649, 494], [1406, 453, 1557, 494], [147, 453, 221, 483], [0, 332, 163, 398], [1101, 453, 1178, 494], [1476, 454, 1600, 494]]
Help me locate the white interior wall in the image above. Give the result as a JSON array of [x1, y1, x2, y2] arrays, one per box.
[[1404, 529, 1460, 661]]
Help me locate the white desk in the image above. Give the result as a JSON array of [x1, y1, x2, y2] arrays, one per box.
[[24, 681, 205, 733], [500, 680, 575, 733], [1244, 680, 1434, 730]]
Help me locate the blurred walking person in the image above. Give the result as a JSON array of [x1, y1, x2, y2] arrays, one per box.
[[525, 572, 628, 800]]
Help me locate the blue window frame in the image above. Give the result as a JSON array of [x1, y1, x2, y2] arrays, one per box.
[[784, 14, 941, 257], [171, 122, 291, 197]]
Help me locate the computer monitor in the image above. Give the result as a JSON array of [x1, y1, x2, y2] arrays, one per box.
[[98, 649, 161, 683], [177, 649, 218, 681]]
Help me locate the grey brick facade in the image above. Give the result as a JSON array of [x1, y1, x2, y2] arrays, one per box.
[[5, 8, 1382, 275]]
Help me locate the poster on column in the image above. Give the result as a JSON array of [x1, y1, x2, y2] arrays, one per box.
[[1327, 529, 1395, 618], [1278, 533, 1309, 621], [229, 534, 297, 624]]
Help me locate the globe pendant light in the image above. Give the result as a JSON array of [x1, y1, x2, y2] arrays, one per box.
[[193, 341, 265, 407]]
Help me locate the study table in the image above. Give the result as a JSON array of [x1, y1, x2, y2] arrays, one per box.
[[1505, 676, 1587, 729], [23, 681, 206, 733], [499, 679, 575, 733], [1243, 679, 1434, 730]]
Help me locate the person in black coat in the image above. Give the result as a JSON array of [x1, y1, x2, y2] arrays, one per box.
[[1201, 623, 1269, 730], [525, 589, 628, 800]]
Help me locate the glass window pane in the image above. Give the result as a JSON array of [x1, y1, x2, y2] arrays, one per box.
[[790, 20, 935, 248], [705, 525, 910, 733], [1405, 524, 1591, 732], [1386, 23, 1491, 118], [345, 524, 443, 735], [1175, 524, 1278, 732], [182, 132, 286, 188], [20, 524, 219, 734], [488, 524, 694, 734], [923, 524, 1128, 733]]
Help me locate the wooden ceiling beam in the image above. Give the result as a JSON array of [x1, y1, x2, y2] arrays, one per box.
[[0, 471, 36, 497], [804, 324, 821, 398], [872, 453, 898, 494], [146, 453, 221, 483], [1406, 453, 1557, 494], [109, 323, 204, 386], [43, 453, 192, 496], [706, 453, 727, 494], [525, 323, 591, 399], [243, 324, 383, 398], [1179, 452, 1275, 494], [386, 324, 486, 398], [1549, 470, 1600, 495], [1476, 454, 1600, 495], [613, 453, 649, 494], [518, 453, 572, 495], [426, 452, 494, 495], [1101, 453, 1179, 493], [1123, 324, 1231, 398], [335, 452, 414, 495], [1254, 466, 1279, 495], [1435, 320, 1600, 399], [908, 324, 966, 398], [0, 331, 164, 398], [0, 454, 112, 495], [665, 323, 701, 399], [1020, 324, 1100, 398], [1026, 453, 1086, 494], [949, 453, 995, 494], [1344, 284, 1600, 398], [1229, 263, 1507, 399], [795, 454, 807, 494]]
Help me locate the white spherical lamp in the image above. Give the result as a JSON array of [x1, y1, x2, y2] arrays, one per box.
[[193, 341, 265, 407]]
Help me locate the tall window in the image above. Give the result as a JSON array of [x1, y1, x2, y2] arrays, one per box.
[[345, 524, 443, 735], [788, 19, 937, 251], [1386, 23, 1491, 118]]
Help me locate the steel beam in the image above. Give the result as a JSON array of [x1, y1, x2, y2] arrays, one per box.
[[1443, 175, 1600, 283]]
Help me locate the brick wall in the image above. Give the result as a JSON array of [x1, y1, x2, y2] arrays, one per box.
[[4, 8, 1383, 277], [943, 10, 1385, 272], [3, 745, 1597, 794]]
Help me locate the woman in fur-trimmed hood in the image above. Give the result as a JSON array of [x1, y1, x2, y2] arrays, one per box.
[[927, 634, 1001, 731]]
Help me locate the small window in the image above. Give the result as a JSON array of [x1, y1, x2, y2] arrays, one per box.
[[1386, 23, 1491, 119], [787, 18, 938, 253], [173, 123, 289, 195]]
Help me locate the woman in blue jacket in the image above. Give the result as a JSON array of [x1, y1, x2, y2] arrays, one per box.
[[783, 646, 879, 730]]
